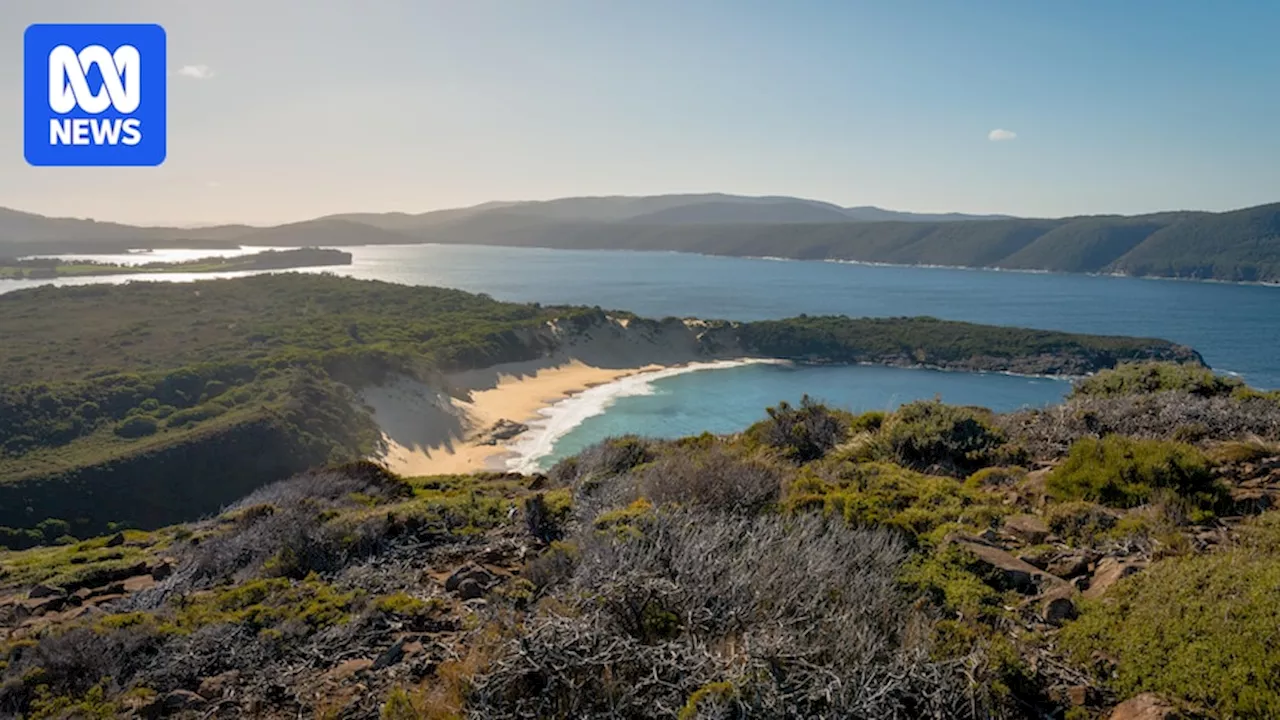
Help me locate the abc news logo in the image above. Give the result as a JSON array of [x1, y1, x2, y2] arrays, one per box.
[[48, 44, 143, 146], [24, 24, 167, 167]]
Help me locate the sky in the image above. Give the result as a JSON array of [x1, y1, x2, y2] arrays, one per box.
[[1, 0, 1279, 226]]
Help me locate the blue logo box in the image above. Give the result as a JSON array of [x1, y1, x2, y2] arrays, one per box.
[[24, 23, 167, 167]]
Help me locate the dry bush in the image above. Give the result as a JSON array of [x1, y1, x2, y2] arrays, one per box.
[[172, 463, 412, 588], [547, 435, 656, 487], [470, 511, 985, 719], [636, 444, 785, 514], [1002, 392, 1280, 460], [0, 624, 166, 714]]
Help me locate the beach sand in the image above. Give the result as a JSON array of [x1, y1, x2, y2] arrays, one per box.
[[362, 360, 665, 476]]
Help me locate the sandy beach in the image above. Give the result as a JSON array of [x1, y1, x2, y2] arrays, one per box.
[[362, 360, 665, 476]]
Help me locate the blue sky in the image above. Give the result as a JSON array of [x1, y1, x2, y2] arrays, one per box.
[[1, 0, 1278, 225]]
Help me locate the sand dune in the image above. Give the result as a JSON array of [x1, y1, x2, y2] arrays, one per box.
[[362, 360, 664, 476], [359, 315, 741, 476]]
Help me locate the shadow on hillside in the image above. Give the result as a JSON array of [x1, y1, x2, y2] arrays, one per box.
[[358, 380, 466, 453]]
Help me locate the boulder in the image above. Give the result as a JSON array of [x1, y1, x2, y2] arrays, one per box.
[[457, 578, 485, 600], [1065, 685, 1091, 707], [372, 637, 407, 670], [28, 583, 64, 599], [1039, 585, 1078, 625], [1083, 557, 1148, 599], [1003, 514, 1050, 545], [1046, 553, 1092, 579], [29, 595, 67, 616], [445, 564, 497, 594], [151, 560, 175, 581], [1108, 693, 1179, 720], [105, 532, 126, 548], [951, 538, 1063, 594]]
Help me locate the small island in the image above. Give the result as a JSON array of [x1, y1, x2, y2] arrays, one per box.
[[0, 247, 352, 279]]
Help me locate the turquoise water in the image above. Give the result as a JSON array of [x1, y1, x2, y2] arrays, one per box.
[[520, 362, 1071, 470], [8, 242, 1278, 467]]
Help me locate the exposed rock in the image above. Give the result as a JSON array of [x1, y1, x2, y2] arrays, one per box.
[[445, 564, 498, 595], [62, 561, 149, 593], [1084, 557, 1148, 599], [1108, 692, 1179, 720], [151, 560, 174, 581], [1040, 585, 1078, 625], [457, 578, 485, 600], [1003, 514, 1050, 545], [160, 689, 207, 713], [1230, 487, 1272, 514], [28, 583, 64, 600], [1017, 550, 1050, 570], [950, 537, 1064, 594], [476, 419, 530, 446], [198, 670, 241, 700], [29, 595, 66, 616], [372, 637, 407, 670], [105, 532, 126, 547], [1066, 685, 1090, 707], [1046, 554, 1092, 579]]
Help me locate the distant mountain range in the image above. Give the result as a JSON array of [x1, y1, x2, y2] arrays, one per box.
[[2, 194, 1279, 283]]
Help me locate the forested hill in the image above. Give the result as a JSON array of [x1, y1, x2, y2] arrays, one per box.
[[4, 196, 1280, 282], [407, 202, 1280, 283]]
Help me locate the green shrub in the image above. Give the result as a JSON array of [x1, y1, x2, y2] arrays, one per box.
[[1043, 501, 1119, 545], [745, 395, 850, 463], [1046, 435, 1223, 511], [1060, 513, 1280, 717], [1072, 361, 1243, 398], [164, 403, 226, 429], [786, 461, 1005, 544], [877, 400, 1011, 476], [113, 415, 158, 438]]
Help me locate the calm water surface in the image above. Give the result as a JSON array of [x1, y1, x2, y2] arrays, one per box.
[[8, 243, 1276, 466]]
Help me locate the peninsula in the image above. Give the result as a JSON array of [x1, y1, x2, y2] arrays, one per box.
[[0, 273, 1200, 538], [0, 247, 352, 280]]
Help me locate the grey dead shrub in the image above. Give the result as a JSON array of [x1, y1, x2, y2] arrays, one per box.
[[125, 463, 415, 609], [470, 511, 984, 719], [636, 444, 784, 515], [1004, 392, 1280, 459], [548, 435, 656, 487]]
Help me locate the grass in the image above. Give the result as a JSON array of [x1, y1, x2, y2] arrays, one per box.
[[0, 530, 163, 590], [1060, 512, 1280, 717], [785, 460, 1006, 545], [1046, 435, 1223, 513]]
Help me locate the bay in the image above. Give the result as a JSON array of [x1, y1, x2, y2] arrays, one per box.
[[7, 242, 1276, 467]]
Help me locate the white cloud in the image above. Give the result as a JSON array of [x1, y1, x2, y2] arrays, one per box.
[[988, 128, 1017, 142], [178, 64, 215, 79]]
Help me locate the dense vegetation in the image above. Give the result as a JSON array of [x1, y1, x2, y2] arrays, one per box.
[[0, 248, 352, 279], [2, 363, 1278, 718], [6, 195, 1280, 281], [737, 315, 1199, 375], [0, 274, 1197, 539]]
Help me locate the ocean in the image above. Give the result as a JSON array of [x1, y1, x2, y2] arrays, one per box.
[[9, 243, 1278, 470]]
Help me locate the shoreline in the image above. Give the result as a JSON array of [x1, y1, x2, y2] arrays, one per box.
[[363, 358, 788, 477], [365, 360, 668, 477]]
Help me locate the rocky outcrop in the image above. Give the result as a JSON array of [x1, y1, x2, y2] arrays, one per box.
[[1108, 693, 1180, 720], [949, 536, 1066, 594], [1083, 557, 1148, 599]]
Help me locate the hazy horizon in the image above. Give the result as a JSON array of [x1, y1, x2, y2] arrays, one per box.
[[3, 0, 1279, 226]]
